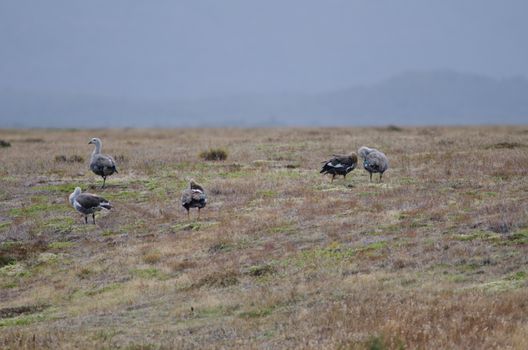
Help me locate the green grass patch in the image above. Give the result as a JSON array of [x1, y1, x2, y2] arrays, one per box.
[[9, 203, 56, 217], [0, 313, 48, 327], [33, 183, 77, 194], [453, 231, 501, 242], [85, 283, 122, 296], [0, 263, 30, 278], [43, 217, 75, 234], [359, 241, 387, 252], [218, 169, 250, 179], [101, 229, 118, 236], [105, 190, 144, 201], [130, 268, 169, 280], [289, 242, 357, 268], [506, 271, 527, 281], [268, 169, 302, 180], [268, 222, 296, 235], [399, 177, 416, 185], [171, 221, 217, 232], [0, 222, 11, 232], [256, 189, 277, 198], [48, 241, 75, 250], [507, 229, 528, 244]]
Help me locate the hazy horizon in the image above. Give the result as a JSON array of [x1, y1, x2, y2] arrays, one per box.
[[1, 1, 528, 126]]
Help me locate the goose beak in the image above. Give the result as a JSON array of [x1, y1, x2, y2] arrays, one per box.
[[88, 141, 93, 144]]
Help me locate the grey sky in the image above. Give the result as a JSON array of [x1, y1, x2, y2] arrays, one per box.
[[1, 0, 527, 99]]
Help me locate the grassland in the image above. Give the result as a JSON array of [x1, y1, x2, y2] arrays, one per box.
[[0, 126, 527, 349]]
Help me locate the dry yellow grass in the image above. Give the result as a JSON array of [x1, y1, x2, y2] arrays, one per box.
[[0, 126, 527, 349]]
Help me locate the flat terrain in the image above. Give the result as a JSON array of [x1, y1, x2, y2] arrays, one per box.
[[0, 126, 527, 349]]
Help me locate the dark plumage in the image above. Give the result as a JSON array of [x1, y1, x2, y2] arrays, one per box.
[[89, 137, 118, 188], [358, 146, 389, 182], [320, 152, 358, 182], [69, 187, 112, 224], [181, 180, 207, 219]]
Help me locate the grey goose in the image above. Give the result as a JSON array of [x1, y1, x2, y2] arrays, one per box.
[[358, 146, 389, 182], [89, 137, 118, 188]]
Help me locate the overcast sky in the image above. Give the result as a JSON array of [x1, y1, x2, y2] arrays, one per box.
[[1, 0, 527, 99]]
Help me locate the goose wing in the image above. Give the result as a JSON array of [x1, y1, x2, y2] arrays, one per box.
[[181, 189, 192, 206], [76, 193, 111, 210], [91, 154, 118, 174], [321, 154, 357, 172], [364, 151, 389, 172], [191, 188, 207, 202]]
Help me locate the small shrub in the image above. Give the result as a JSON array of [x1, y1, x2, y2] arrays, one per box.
[[20, 138, 44, 143], [199, 148, 228, 161], [386, 125, 403, 132], [54, 155, 84, 163], [114, 154, 127, 163], [0, 140, 11, 148]]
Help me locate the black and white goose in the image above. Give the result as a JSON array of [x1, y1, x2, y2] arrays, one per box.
[[69, 187, 112, 224], [89, 137, 118, 188], [320, 152, 358, 182], [181, 180, 207, 219], [358, 146, 389, 182]]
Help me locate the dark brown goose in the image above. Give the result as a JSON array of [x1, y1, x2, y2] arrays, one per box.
[[320, 152, 358, 182], [181, 180, 207, 219]]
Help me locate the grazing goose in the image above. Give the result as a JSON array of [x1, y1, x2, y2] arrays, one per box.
[[320, 152, 358, 182], [69, 187, 112, 224], [89, 137, 118, 188], [358, 146, 389, 182], [181, 180, 207, 219]]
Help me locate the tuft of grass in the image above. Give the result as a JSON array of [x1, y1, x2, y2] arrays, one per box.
[[142, 250, 162, 264], [131, 268, 168, 280], [247, 264, 276, 277], [0, 313, 48, 327], [239, 306, 274, 319], [453, 231, 501, 242], [0, 222, 12, 233], [194, 270, 239, 288], [507, 229, 528, 244], [199, 148, 228, 161], [485, 142, 526, 149], [48, 241, 75, 250]]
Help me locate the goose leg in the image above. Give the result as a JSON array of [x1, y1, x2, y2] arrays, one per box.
[[331, 174, 335, 182], [369, 172, 372, 182], [84, 215, 88, 224], [379, 173, 383, 182], [92, 213, 96, 224], [102, 176, 106, 189], [186, 209, 190, 219], [198, 208, 201, 220]]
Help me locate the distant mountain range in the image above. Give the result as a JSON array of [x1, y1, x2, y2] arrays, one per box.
[[1, 70, 527, 127]]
